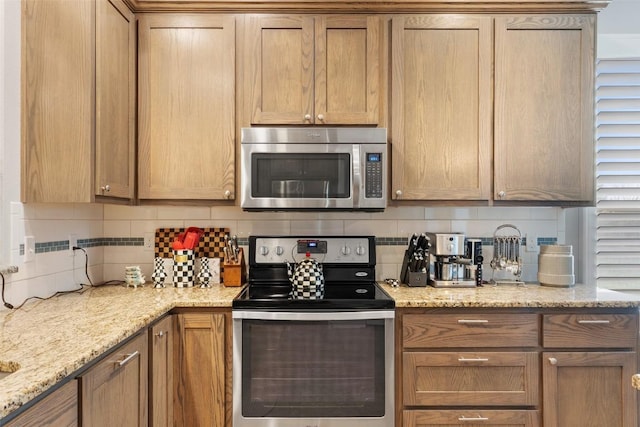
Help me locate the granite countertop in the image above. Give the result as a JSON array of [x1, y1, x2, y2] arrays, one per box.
[[1, 281, 640, 420], [384, 282, 640, 308], [0, 283, 240, 419]]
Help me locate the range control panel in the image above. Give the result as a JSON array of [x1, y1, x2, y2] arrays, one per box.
[[253, 236, 373, 265]]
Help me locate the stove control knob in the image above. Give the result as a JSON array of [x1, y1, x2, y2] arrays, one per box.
[[341, 246, 352, 256], [275, 246, 285, 256], [355, 245, 366, 256], [259, 246, 269, 256]]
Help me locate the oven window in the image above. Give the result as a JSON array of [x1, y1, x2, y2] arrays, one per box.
[[241, 319, 386, 417], [251, 153, 350, 198]]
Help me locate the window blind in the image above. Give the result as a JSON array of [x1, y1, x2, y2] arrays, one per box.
[[596, 59, 640, 290]]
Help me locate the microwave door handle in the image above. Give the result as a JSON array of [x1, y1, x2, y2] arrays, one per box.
[[352, 144, 362, 208]]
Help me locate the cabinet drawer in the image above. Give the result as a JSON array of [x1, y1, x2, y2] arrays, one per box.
[[403, 313, 539, 348], [543, 314, 638, 348], [403, 352, 539, 406], [404, 410, 540, 427]]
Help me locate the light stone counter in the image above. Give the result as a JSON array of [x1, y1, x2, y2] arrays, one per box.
[[2, 281, 640, 420], [383, 282, 640, 308], [0, 283, 240, 419]]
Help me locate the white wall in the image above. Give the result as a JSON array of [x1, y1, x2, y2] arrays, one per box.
[[598, 0, 640, 58]]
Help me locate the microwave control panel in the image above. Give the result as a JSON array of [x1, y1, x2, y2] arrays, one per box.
[[365, 153, 383, 198]]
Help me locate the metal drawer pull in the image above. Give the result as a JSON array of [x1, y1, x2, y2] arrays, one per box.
[[457, 319, 489, 324], [577, 320, 611, 324], [155, 330, 167, 338], [549, 357, 558, 365], [458, 357, 489, 362], [116, 351, 139, 368], [459, 416, 489, 422]]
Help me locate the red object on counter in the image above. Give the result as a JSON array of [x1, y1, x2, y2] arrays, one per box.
[[171, 227, 204, 251]]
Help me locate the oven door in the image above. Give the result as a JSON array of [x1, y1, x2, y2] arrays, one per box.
[[232, 310, 394, 427]]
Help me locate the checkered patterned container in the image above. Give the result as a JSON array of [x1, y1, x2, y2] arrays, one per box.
[[173, 249, 195, 287], [290, 257, 325, 300]]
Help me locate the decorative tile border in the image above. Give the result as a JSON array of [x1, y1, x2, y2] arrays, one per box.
[[19, 236, 557, 254]]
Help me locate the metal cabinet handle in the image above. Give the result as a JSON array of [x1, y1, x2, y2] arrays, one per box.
[[549, 357, 558, 365], [101, 184, 111, 193], [155, 330, 167, 338], [459, 416, 489, 422], [458, 319, 489, 324], [116, 350, 139, 368], [395, 190, 402, 198], [304, 114, 312, 121], [578, 320, 611, 324], [498, 190, 506, 199], [317, 114, 325, 121], [224, 190, 231, 199], [458, 358, 489, 362]]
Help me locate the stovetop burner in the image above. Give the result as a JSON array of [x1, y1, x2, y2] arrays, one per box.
[[232, 236, 394, 310]]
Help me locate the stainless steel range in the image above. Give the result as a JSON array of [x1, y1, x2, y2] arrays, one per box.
[[232, 235, 394, 427]]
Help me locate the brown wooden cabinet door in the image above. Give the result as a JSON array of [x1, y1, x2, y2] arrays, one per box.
[[314, 15, 379, 124], [494, 15, 595, 202], [391, 15, 492, 201], [404, 410, 540, 427], [4, 380, 78, 427], [21, 0, 94, 203], [138, 14, 236, 200], [543, 351, 638, 427], [244, 14, 379, 125], [174, 312, 228, 427], [244, 15, 314, 124], [80, 331, 149, 427], [150, 315, 174, 427], [95, 0, 136, 200]]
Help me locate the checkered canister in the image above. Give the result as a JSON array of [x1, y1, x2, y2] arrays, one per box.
[[173, 249, 195, 287]]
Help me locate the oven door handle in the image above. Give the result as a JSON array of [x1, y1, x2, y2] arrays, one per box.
[[232, 310, 395, 321]]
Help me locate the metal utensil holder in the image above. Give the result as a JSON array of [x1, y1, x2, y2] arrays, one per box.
[[489, 224, 524, 285]]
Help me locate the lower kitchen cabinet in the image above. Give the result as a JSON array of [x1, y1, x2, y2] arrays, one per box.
[[403, 410, 540, 427], [79, 330, 148, 427], [543, 351, 637, 427], [398, 309, 639, 427], [542, 313, 639, 427], [149, 315, 174, 427], [173, 310, 231, 427], [3, 380, 78, 427]]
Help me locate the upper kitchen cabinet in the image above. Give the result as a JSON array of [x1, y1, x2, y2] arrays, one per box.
[[391, 15, 492, 201], [95, 0, 136, 201], [243, 15, 380, 125], [21, 0, 94, 203], [494, 15, 595, 203], [138, 14, 236, 200]]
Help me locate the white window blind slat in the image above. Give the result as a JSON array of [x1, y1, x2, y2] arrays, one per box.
[[596, 59, 640, 290], [598, 99, 640, 111], [596, 60, 640, 73], [597, 137, 640, 149]]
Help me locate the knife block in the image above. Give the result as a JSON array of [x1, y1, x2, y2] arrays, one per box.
[[223, 248, 246, 287]]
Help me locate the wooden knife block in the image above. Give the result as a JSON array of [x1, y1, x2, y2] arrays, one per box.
[[223, 248, 246, 287]]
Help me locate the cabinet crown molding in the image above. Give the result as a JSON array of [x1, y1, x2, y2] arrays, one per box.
[[123, 0, 610, 13]]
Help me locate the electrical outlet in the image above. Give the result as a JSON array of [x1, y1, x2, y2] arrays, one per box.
[[144, 232, 155, 252], [69, 234, 78, 257], [526, 234, 538, 252], [24, 236, 35, 263]]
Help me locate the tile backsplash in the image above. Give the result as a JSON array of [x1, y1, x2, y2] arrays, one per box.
[[1, 203, 568, 310]]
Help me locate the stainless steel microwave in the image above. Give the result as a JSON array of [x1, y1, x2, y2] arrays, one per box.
[[240, 127, 387, 211]]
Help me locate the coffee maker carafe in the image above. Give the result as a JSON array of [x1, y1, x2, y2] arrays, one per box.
[[426, 233, 477, 288]]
